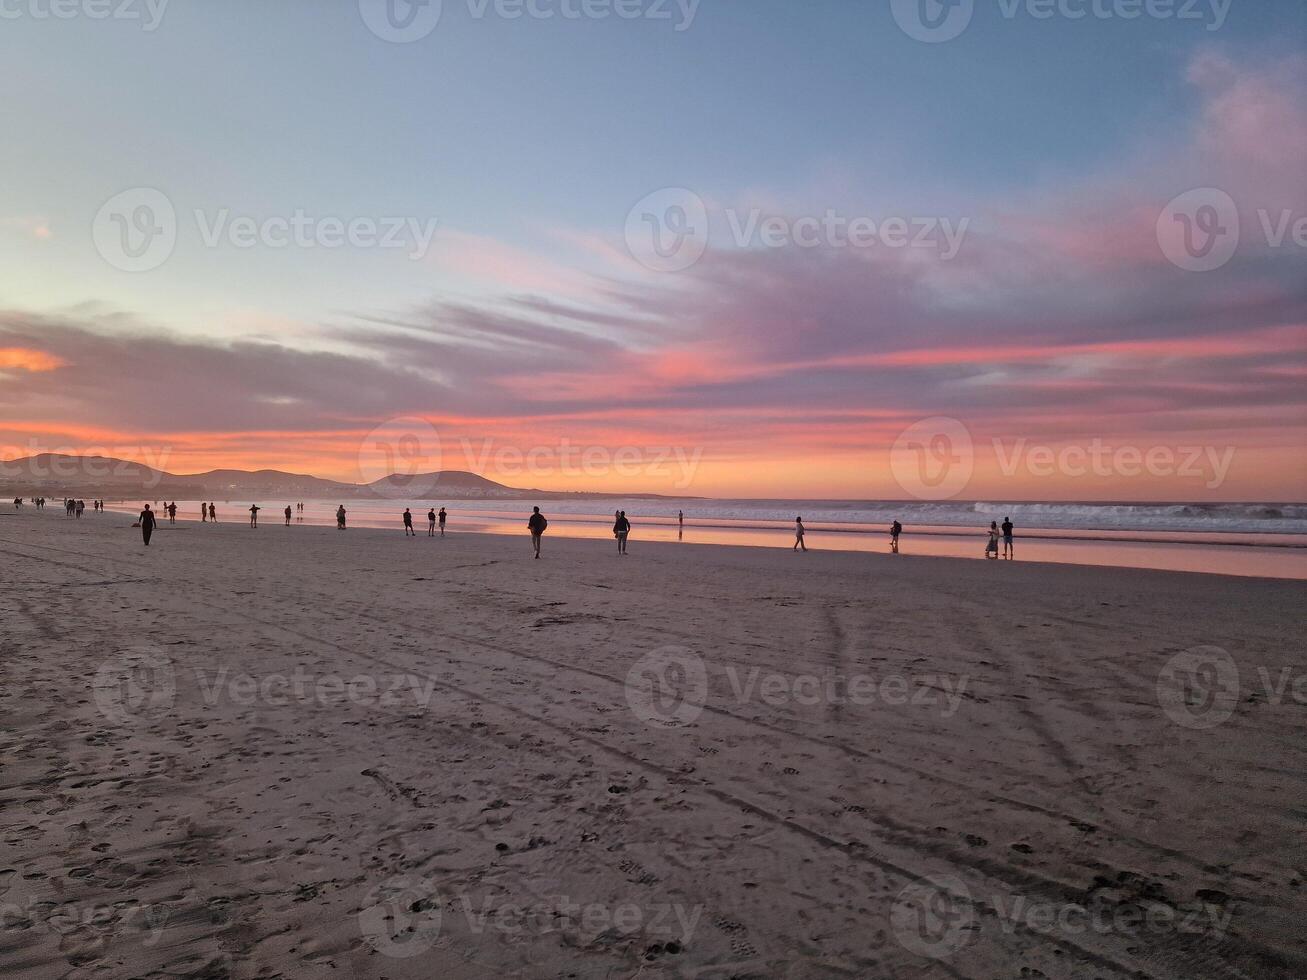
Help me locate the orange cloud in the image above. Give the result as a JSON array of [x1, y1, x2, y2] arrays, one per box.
[[0, 348, 65, 372]]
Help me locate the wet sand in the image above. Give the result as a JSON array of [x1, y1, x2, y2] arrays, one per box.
[[0, 508, 1303, 978]]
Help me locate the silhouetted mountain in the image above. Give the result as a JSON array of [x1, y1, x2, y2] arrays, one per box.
[[0, 454, 689, 500]]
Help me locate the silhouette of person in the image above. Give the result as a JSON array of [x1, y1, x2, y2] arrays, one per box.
[[336, 505, 347, 530], [249, 504, 260, 528], [139, 504, 156, 547], [285, 505, 293, 526], [201, 502, 208, 522], [890, 520, 902, 554], [986, 521, 1000, 559], [438, 507, 446, 536], [167, 501, 177, 523], [527, 506, 547, 558], [615, 510, 631, 555], [427, 508, 436, 536], [794, 516, 807, 552], [403, 508, 415, 536], [209, 503, 216, 522], [1002, 516, 1015, 560]]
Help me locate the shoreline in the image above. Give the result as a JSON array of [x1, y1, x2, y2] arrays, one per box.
[[29, 506, 1307, 581], [86, 503, 1307, 579]]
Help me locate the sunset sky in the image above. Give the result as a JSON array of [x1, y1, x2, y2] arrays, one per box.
[[1, 1, 1304, 500]]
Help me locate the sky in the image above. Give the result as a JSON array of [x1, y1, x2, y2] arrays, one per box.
[[0, 0, 1304, 500]]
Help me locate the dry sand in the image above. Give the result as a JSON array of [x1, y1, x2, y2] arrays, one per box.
[[0, 508, 1303, 979]]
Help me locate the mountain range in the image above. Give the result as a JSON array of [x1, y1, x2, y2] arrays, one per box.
[[0, 454, 679, 500]]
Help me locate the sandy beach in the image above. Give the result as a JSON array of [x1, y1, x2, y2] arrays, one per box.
[[1, 508, 1303, 979]]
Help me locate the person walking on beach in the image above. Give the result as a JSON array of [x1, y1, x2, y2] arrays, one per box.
[[986, 521, 1000, 559], [1002, 516, 1015, 560], [794, 516, 807, 552], [427, 508, 437, 536], [527, 506, 547, 558], [614, 510, 631, 555], [438, 507, 446, 536], [139, 504, 156, 547], [890, 520, 902, 554], [285, 505, 293, 526], [249, 504, 260, 528], [403, 508, 415, 536], [208, 503, 217, 522], [336, 505, 347, 530]]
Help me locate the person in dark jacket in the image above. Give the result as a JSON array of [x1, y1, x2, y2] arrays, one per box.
[[139, 504, 157, 547]]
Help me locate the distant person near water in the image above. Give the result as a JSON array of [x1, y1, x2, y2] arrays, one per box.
[[201, 502, 208, 522], [438, 507, 446, 536], [1002, 516, 1015, 559], [614, 510, 631, 555], [249, 504, 260, 528], [209, 503, 217, 522], [890, 520, 902, 553], [986, 521, 1000, 559], [794, 516, 807, 552], [427, 508, 436, 536], [285, 505, 293, 526], [139, 504, 156, 547], [167, 501, 177, 523], [336, 505, 347, 530], [403, 508, 415, 536], [527, 506, 547, 559]]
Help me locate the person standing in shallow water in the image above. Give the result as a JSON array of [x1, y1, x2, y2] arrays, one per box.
[[527, 506, 547, 558], [794, 516, 807, 552], [284, 505, 293, 526], [139, 504, 156, 547]]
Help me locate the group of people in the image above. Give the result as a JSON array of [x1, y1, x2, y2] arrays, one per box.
[[118, 500, 1014, 560], [986, 517, 1016, 559], [10, 497, 107, 514], [400, 507, 449, 536]]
